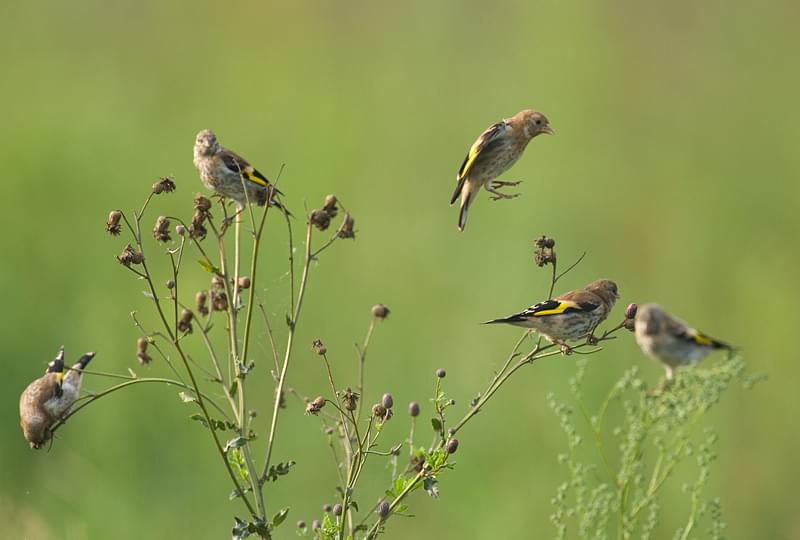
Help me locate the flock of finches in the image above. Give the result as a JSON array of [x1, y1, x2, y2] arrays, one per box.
[[19, 110, 732, 449]]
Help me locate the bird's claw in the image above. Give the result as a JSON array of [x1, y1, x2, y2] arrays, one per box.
[[489, 193, 520, 201], [586, 334, 599, 346], [560, 344, 574, 355], [491, 180, 522, 188]]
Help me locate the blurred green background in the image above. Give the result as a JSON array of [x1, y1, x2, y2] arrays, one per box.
[[2, 0, 798, 538]]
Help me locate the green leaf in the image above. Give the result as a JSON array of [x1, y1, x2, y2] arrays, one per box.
[[229, 380, 238, 398], [423, 477, 440, 498], [349, 500, 359, 512], [264, 460, 296, 482], [224, 436, 249, 453], [270, 508, 289, 529], [198, 259, 220, 274], [431, 417, 442, 433]]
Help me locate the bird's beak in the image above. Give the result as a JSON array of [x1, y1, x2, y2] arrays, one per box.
[[542, 125, 555, 135]]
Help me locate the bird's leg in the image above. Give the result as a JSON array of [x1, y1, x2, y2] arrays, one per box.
[[221, 207, 244, 234], [490, 179, 522, 188], [586, 334, 599, 346], [559, 342, 574, 355], [487, 186, 521, 201]]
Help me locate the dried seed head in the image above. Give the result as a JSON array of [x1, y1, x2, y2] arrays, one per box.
[[623, 318, 636, 332], [323, 194, 338, 214], [152, 216, 171, 242], [372, 403, 387, 418], [178, 309, 194, 334], [436, 368, 446, 379], [377, 500, 390, 519], [152, 177, 176, 194], [311, 339, 327, 355], [446, 438, 459, 454], [337, 213, 356, 239], [533, 235, 557, 267], [211, 275, 225, 289], [408, 401, 420, 417], [166, 279, 175, 290], [117, 244, 144, 266], [211, 290, 228, 311], [195, 291, 209, 316], [237, 276, 251, 290], [306, 396, 326, 416], [341, 387, 359, 411], [332, 504, 343, 517], [371, 304, 390, 320], [625, 303, 638, 320], [309, 208, 332, 231], [175, 224, 186, 236], [136, 337, 152, 365], [194, 194, 212, 212], [189, 220, 207, 240], [106, 210, 122, 235], [382, 393, 394, 409]]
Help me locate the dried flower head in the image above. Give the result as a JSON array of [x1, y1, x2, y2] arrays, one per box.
[[309, 209, 332, 231], [323, 194, 338, 217], [382, 393, 394, 409], [311, 339, 327, 355], [238, 276, 251, 290], [337, 213, 356, 239], [117, 244, 144, 266], [341, 387, 359, 411], [371, 304, 390, 320], [106, 210, 122, 235], [623, 318, 636, 332], [153, 216, 171, 242], [194, 194, 212, 212], [211, 290, 228, 311], [152, 176, 176, 194], [211, 275, 225, 289], [195, 291, 209, 316], [408, 401, 420, 417], [178, 309, 194, 334], [189, 220, 207, 240], [446, 438, 460, 454], [306, 396, 326, 416], [372, 403, 387, 418], [533, 235, 557, 267], [136, 337, 152, 365]]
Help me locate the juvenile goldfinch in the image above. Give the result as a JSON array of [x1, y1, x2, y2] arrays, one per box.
[[450, 109, 553, 231], [486, 279, 619, 352], [19, 347, 95, 449], [634, 303, 732, 381], [193, 129, 283, 209]]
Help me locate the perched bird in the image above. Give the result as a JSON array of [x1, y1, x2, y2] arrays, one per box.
[[193, 129, 283, 209], [486, 279, 619, 352], [19, 347, 95, 449], [634, 303, 732, 381], [450, 109, 553, 231]]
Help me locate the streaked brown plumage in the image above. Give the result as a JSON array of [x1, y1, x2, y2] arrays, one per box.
[[485, 279, 619, 350], [634, 304, 732, 380], [19, 347, 94, 449], [451, 109, 553, 231]]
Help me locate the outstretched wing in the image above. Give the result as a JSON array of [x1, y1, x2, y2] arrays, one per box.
[[450, 121, 506, 204], [524, 299, 599, 317]]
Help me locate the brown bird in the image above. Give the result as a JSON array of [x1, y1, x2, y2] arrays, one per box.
[[451, 109, 553, 231], [485, 279, 619, 353], [19, 347, 94, 449]]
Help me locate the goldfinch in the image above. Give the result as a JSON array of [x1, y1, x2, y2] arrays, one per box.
[[193, 129, 283, 209], [19, 347, 94, 449], [451, 109, 553, 231], [634, 303, 732, 380], [486, 279, 619, 351]]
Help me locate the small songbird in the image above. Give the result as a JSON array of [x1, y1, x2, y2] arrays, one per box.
[[485, 279, 619, 353], [193, 129, 283, 209], [450, 109, 553, 231], [19, 347, 95, 449], [634, 303, 732, 381]]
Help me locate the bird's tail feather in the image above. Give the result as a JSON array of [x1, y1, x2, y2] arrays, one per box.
[[76, 352, 95, 370], [457, 191, 473, 232], [450, 177, 466, 206], [484, 313, 528, 325]]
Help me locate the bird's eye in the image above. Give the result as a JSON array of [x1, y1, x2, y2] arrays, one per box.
[[535, 119, 542, 125]]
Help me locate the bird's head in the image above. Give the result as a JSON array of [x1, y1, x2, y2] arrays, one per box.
[[520, 110, 554, 139], [634, 303, 666, 336], [194, 129, 219, 156], [585, 279, 619, 308]]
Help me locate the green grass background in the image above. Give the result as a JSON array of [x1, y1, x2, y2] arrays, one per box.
[[1, 1, 798, 538]]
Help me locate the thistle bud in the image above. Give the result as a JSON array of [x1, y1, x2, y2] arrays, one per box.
[[382, 393, 394, 409], [323, 504, 333, 513], [166, 279, 175, 290], [309, 208, 332, 231], [372, 403, 387, 418], [446, 438, 459, 454], [341, 388, 359, 411], [323, 194, 338, 213], [237, 276, 251, 290], [194, 194, 212, 212], [625, 303, 638, 320], [296, 521, 306, 530], [623, 318, 636, 332], [337, 213, 356, 239], [211, 290, 228, 311], [196, 291, 209, 316], [311, 339, 327, 355], [106, 210, 122, 235], [153, 216, 171, 242], [371, 304, 390, 319], [436, 368, 446, 379], [177, 309, 194, 334], [311, 520, 321, 530], [306, 396, 326, 415], [332, 504, 343, 516], [117, 244, 144, 266], [377, 500, 390, 519], [152, 177, 176, 194], [175, 224, 186, 237], [136, 337, 152, 365], [408, 401, 420, 417]]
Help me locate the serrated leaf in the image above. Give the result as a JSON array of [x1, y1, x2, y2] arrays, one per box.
[[179, 391, 197, 403], [271, 508, 289, 529], [264, 460, 296, 482], [385, 489, 395, 498], [431, 417, 442, 433]]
